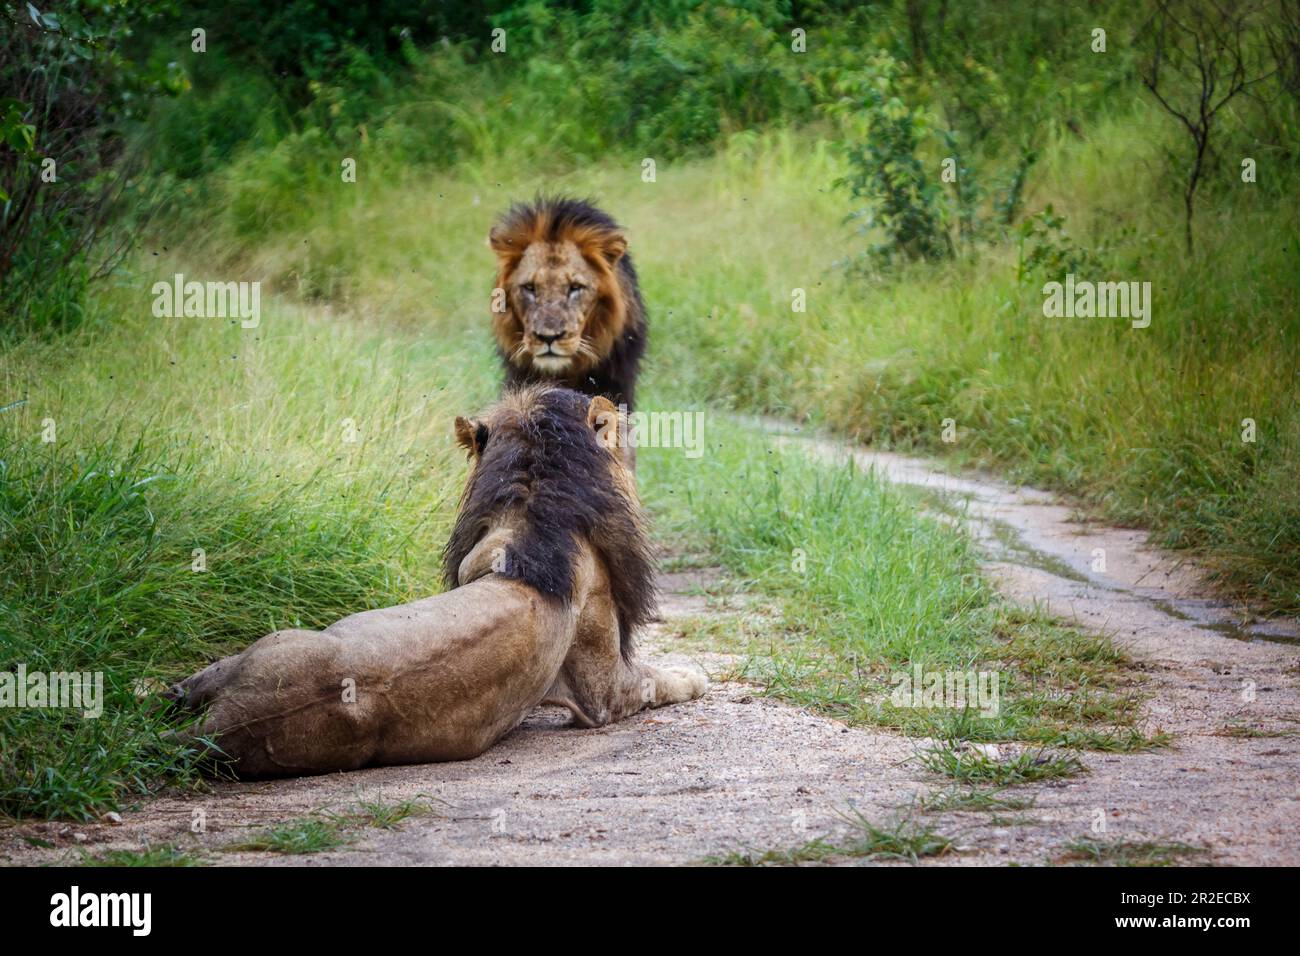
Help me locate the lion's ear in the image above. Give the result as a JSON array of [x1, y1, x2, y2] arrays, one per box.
[[600, 232, 627, 267], [587, 395, 622, 451], [454, 416, 489, 458], [488, 227, 517, 259]]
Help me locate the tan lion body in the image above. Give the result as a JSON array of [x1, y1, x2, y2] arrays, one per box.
[[169, 389, 705, 779]]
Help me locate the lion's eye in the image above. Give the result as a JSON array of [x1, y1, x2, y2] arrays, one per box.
[[568, 283, 585, 295], [521, 283, 536, 295]]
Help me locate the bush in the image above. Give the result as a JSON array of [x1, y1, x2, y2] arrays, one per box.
[[829, 52, 952, 265], [0, 1, 180, 338]]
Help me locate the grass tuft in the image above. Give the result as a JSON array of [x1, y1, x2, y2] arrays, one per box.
[[76, 843, 209, 867], [1054, 838, 1211, 867], [219, 796, 439, 855], [222, 817, 353, 855], [917, 743, 1086, 785], [708, 811, 955, 866], [919, 787, 1035, 813]]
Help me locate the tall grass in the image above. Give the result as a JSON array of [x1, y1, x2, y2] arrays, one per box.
[[150, 96, 1299, 612], [0, 290, 492, 819], [640, 423, 1146, 747]]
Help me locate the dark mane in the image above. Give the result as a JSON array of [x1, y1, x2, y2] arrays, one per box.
[[441, 385, 657, 657], [495, 194, 622, 245]]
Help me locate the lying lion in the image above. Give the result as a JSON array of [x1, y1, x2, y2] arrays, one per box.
[[166, 385, 707, 778]]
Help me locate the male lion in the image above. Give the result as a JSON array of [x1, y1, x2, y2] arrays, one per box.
[[165, 386, 705, 778], [489, 196, 646, 410]]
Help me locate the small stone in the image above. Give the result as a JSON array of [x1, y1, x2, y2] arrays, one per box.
[[970, 743, 1001, 760]]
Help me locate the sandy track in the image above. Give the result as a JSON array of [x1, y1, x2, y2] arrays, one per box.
[[773, 422, 1300, 865], [3, 425, 1297, 866]]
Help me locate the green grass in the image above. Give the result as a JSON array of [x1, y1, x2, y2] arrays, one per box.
[[62, 797, 437, 864], [155, 100, 1298, 615], [219, 796, 439, 855], [643, 423, 1154, 750], [1213, 722, 1300, 739], [222, 817, 353, 855], [1054, 838, 1211, 867], [344, 796, 440, 829], [0, 295, 489, 820], [919, 787, 1035, 813], [75, 843, 209, 867], [917, 744, 1086, 786], [709, 811, 955, 866]]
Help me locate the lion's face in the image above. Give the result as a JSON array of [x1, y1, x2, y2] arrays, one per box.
[[507, 241, 602, 374], [490, 199, 630, 382]]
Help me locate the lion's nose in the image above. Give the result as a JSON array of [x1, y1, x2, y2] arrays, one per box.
[[536, 332, 564, 345]]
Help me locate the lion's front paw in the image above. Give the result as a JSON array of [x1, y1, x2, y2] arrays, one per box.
[[665, 665, 708, 702]]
